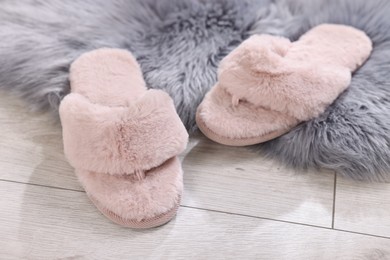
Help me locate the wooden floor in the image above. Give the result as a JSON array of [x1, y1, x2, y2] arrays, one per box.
[[1, 92, 390, 260]]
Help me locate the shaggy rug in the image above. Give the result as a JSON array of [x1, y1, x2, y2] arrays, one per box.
[[0, 0, 389, 181]]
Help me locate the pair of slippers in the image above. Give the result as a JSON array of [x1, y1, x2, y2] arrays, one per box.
[[59, 24, 372, 229]]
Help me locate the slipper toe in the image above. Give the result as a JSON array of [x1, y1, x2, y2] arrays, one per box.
[[77, 157, 182, 228], [197, 86, 298, 146]]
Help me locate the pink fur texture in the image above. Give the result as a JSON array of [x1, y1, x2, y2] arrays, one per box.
[[59, 48, 188, 227], [78, 157, 182, 221], [197, 24, 372, 145], [60, 91, 188, 175]]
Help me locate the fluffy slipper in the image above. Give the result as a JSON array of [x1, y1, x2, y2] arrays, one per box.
[[59, 48, 188, 228], [196, 24, 372, 146]]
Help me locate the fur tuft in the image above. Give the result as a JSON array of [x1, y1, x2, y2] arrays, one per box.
[[1, 0, 390, 181]]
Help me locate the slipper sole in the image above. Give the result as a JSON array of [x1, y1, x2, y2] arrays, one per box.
[[196, 103, 294, 146], [89, 194, 181, 229]]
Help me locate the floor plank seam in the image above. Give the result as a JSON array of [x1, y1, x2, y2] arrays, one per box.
[[181, 205, 331, 229], [333, 228, 390, 240], [0, 178, 84, 193], [181, 205, 390, 240], [2, 178, 389, 240], [0, 179, 336, 230], [331, 173, 337, 229]]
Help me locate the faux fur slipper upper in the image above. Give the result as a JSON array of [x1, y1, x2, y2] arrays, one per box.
[[59, 48, 188, 228], [196, 24, 372, 146]]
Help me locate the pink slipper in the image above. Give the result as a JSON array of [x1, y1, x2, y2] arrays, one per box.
[[196, 24, 372, 146], [59, 48, 188, 228]]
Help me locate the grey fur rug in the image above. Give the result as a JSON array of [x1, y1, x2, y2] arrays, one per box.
[[1, 0, 389, 181]]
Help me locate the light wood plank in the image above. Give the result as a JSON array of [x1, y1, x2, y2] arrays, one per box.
[[181, 137, 335, 227], [0, 92, 81, 190], [0, 93, 335, 227], [1, 181, 390, 260], [335, 176, 390, 238]]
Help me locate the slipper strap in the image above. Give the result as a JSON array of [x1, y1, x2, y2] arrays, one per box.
[[59, 89, 188, 175], [217, 31, 370, 120]]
